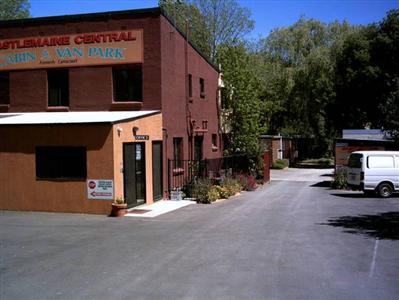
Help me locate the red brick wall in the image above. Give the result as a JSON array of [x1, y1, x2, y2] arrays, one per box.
[[160, 16, 221, 163]]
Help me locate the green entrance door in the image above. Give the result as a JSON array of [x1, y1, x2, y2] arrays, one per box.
[[123, 143, 146, 208], [152, 141, 163, 201]]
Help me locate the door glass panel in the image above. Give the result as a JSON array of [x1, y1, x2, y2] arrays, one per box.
[[135, 143, 145, 204]]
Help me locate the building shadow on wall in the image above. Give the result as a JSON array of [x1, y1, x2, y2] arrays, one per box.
[[320, 212, 399, 240]]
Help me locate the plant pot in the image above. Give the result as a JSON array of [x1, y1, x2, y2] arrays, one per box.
[[111, 203, 128, 217]]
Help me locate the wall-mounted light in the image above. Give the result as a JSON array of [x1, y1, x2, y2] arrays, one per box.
[[133, 126, 139, 135], [117, 127, 123, 137]]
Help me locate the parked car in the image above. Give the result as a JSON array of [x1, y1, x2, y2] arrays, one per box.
[[347, 151, 399, 197]]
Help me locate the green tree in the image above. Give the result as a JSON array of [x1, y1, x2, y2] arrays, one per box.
[[335, 9, 399, 141], [0, 0, 30, 20], [159, 0, 212, 57], [373, 10, 399, 140], [159, 0, 254, 61], [194, 0, 254, 60], [258, 17, 354, 155], [217, 44, 262, 169]]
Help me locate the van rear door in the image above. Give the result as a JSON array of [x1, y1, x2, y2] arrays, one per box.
[[347, 153, 363, 187]]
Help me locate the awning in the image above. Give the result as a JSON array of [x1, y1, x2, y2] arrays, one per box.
[[0, 111, 160, 125]]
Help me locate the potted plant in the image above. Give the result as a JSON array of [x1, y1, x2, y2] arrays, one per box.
[[111, 196, 127, 217]]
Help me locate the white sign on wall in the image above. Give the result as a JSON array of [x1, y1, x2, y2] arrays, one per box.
[[87, 179, 114, 200]]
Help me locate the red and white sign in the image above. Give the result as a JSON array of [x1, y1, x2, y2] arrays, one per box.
[[87, 179, 114, 200]]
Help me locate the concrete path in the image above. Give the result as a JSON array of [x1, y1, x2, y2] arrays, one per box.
[[125, 200, 195, 218], [1, 171, 398, 299]]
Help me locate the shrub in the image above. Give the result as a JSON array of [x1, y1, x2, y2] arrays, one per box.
[[271, 159, 288, 169], [332, 168, 348, 189], [207, 186, 222, 202], [218, 186, 230, 199], [221, 177, 243, 196], [192, 178, 213, 204]]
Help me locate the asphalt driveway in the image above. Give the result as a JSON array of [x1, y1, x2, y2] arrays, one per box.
[[1, 169, 399, 299]]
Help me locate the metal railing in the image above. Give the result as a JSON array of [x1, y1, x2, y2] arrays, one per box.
[[168, 155, 251, 192]]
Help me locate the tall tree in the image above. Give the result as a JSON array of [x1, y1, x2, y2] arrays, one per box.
[[0, 0, 30, 20], [194, 0, 254, 60], [335, 9, 399, 141], [373, 10, 399, 140], [258, 18, 354, 155], [217, 44, 263, 169], [159, 0, 212, 57], [159, 0, 254, 61]]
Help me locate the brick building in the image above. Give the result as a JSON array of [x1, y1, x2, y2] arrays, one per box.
[[0, 7, 222, 214]]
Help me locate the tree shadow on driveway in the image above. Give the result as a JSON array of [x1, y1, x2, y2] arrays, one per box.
[[320, 212, 399, 240], [330, 193, 372, 198], [310, 181, 332, 188], [330, 193, 399, 199]]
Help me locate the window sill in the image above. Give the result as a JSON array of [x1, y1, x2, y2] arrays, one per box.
[[200, 92, 206, 99], [188, 97, 193, 103], [0, 104, 10, 112], [36, 177, 86, 182], [47, 106, 69, 112], [110, 101, 143, 111], [212, 146, 218, 152]]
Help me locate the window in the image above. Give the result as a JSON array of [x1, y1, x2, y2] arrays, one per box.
[[0, 72, 10, 105], [173, 138, 183, 168], [113, 65, 142, 102], [348, 153, 362, 168], [199, 77, 205, 98], [36, 146, 87, 179], [212, 134, 218, 148], [368, 155, 394, 169], [188, 74, 193, 98], [48, 69, 69, 107]]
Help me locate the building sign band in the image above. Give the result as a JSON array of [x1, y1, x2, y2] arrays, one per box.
[[0, 30, 143, 71]]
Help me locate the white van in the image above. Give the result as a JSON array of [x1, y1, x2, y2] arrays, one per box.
[[347, 151, 399, 197]]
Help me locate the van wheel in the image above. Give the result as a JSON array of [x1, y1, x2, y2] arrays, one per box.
[[377, 183, 393, 198]]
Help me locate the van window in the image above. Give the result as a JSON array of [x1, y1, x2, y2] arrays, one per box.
[[348, 154, 362, 168], [368, 155, 394, 169]]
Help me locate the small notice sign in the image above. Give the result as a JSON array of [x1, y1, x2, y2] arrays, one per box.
[[87, 179, 114, 200], [134, 135, 149, 140]]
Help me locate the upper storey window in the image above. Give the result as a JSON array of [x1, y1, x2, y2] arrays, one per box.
[[48, 69, 69, 107], [199, 77, 205, 98], [188, 74, 193, 98], [0, 72, 10, 105], [113, 65, 142, 102]]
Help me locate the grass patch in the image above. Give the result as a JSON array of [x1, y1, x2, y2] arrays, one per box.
[[271, 159, 289, 169]]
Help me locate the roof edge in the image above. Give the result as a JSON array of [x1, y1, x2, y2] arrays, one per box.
[[111, 111, 161, 125], [0, 7, 161, 27], [159, 7, 220, 73]]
